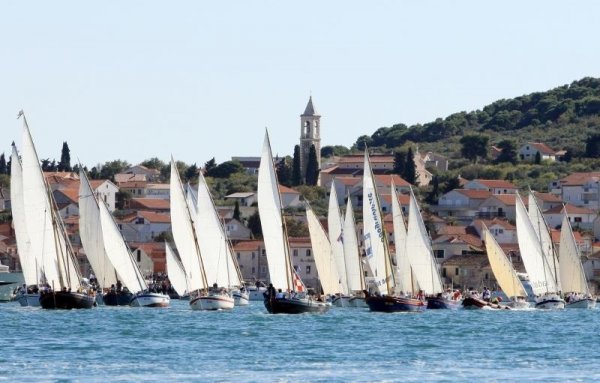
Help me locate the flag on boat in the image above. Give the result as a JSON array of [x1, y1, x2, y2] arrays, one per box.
[[293, 269, 306, 293]]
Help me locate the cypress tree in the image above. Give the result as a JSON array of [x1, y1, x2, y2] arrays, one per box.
[[534, 151, 542, 164], [305, 145, 319, 186], [58, 142, 71, 171], [0, 153, 6, 174], [292, 145, 302, 186], [393, 151, 406, 175], [276, 157, 292, 187], [403, 147, 417, 185], [233, 201, 241, 221]]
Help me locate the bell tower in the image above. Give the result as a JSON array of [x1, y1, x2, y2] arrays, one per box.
[[300, 96, 321, 179]]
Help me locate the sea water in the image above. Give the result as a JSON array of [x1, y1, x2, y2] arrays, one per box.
[[1, 300, 600, 382]]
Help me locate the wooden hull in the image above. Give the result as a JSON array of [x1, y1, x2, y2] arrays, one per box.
[[366, 295, 426, 313], [39, 291, 95, 310], [103, 291, 134, 306], [264, 296, 329, 314], [426, 296, 462, 310], [462, 297, 508, 310]]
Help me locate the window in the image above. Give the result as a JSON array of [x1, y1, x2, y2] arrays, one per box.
[[252, 253, 256, 259], [294, 265, 300, 272], [442, 268, 447, 277], [306, 265, 311, 274], [262, 249, 266, 256], [137, 249, 141, 262], [104, 195, 107, 202], [306, 249, 311, 257], [455, 267, 459, 276], [484, 273, 489, 280], [118, 224, 123, 230], [293, 249, 298, 257], [434, 250, 444, 259], [237, 253, 241, 260], [574, 217, 582, 223], [252, 267, 255, 274]]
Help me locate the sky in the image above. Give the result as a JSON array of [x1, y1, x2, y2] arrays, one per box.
[[1, 1, 600, 169]]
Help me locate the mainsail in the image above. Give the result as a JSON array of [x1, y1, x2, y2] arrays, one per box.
[[405, 188, 443, 295], [515, 193, 559, 295], [328, 183, 348, 294], [165, 241, 188, 297], [343, 197, 364, 292], [362, 150, 393, 294], [257, 131, 293, 291], [528, 193, 561, 290], [391, 182, 414, 294], [559, 213, 590, 295], [306, 206, 341, 295], [483, 225, 527, 298]]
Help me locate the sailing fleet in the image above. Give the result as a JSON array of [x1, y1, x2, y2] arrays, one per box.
[[8, 113, 598, 313]]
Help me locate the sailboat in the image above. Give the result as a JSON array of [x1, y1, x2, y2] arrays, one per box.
[[11, 143, 41, 307], [306, 205, 342, 299], [559, 213, 596, 309], [343, 196, 368, 308], [471, 224, 528, 309], [515, 192, 564, 309], [327, 183, 351, 306], [79, 169, 127, 305], [18, 111, 95, 309], [165, 241, 189, 299], [258, 131, 328, 314], [169, 158, 212, 310], [193, 165, 248, 308], [362, 151, 425, 312]]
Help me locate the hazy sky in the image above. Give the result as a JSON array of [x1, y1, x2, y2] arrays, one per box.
[[2, 1, 599, 168]]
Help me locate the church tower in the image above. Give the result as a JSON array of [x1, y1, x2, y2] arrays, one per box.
[[300, 96, 321, 179]]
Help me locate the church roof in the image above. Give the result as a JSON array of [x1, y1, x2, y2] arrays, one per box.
[[302, 96, 320, 116]]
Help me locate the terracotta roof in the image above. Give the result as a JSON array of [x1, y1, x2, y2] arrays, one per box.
[[130, 198, 170, 210], [137, 211, 171, 223], [129, 242, 165, 257], [90, 180, 114, 189], [456, 189, 493, 199], [528, 142, 556, 155], [337, 155, 394, 164], [434, 234, 483, 248], [472, 218, 515, 232], [288, 236, 311, 245], [119, 181, 149, 188], [559, 172, 600, 186], [544, 203, 596, 215], [532, 191, 562, 203], [437, 225, 467, 235], [226, 192, 255, 198], [56, 188, 80, 204], [233, 240, 264, 251], [471, 179, 517, 189], [489, 194, 518, 206], [374, 174, 410, 187], [146, 183, 169, 190], [379, 193, 410, 207], [331, 176, 361, 187], [550, 229, 584, 245], [278, 185, 299, 195]]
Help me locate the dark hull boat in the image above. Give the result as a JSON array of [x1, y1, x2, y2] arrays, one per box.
[[103, 291, 134, 306], [365, 294, 426, 313], [426, 296, 462, 310], [462, 297, 508, 310], [39, 291, 95, 309], [264, 296, 329, 314]]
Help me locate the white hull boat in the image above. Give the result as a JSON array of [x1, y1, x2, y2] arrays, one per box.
[[566, 298, 596, 309], [534, 294, 565, 310], [190, 293, 235, 310], [232, 290, 250, 306], [504, 299, 531, 310], [332, 295, 352, 308], [349, 296, 368, 308], [17, 293, 40, 307], [248, 286, 267, 301], [130, 292, 170, 308]]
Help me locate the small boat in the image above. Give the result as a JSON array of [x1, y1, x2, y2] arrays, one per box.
[[258, 131, 329, 314], [565, 297, 596, 309], [39, 289, 96, 309], [102, 290, 134, 306], [190, 290, 235, 310], [130, 291, 170, 307], [331, 294, 353, 307], [247, 284, 267, 301], [462, 295, 508, 310], [426, 295, 462, 310], [231, 289, 250, 306], [365, 291, 425, 312]]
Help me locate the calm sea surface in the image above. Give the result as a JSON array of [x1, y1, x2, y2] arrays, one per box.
[[1, 300, 600, 382]]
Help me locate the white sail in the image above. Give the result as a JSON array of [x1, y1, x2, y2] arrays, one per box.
[[79, 169, 118, 288], [528, 193, 561, 290], [306, 206, 341, 295], [257, 131, 292, 291], [10, 145, 37, 286], [165, 241, 188, 297], [327, 183, 348, 294], [99, 198, 146, 293], [186, 183, 198, 224], [170, 159, 206, 292], [405, 188, 443, 295], [343, 197, 364, 292], [362, 150, 393, 295], [194, 170, 241, 288], [483, 225, 527, 298], [391, 182, 413, 294], [21, 117, 75, 290], [559, 214, 589, 295], [515, 193, 559, 295]]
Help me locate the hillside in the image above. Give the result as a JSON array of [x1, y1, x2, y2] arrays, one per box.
[[355, 77, 600, 159]]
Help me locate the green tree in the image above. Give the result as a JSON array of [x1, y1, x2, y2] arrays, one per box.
[[285, 217, 309, 237], [247, 211, 262, 239], [534, 151, 542, 164], [204, 157, 217, 176], [184, 163, 199, 182], [154, 231, 174, 243], [233, 201, 241, 221], [321, 145, 350, 158], [305, 145, 320, 186], [292, 145, 302, 186], [276, 157, 292, 187], [141, 157, 166, 170], [460, 134, 489, 163], [494, 139, 518, 164], [58, 141, 71, 171], [354, 135, 373, 151], [99, 160, 130, 180], [0, 153, 6, 175], [425, 175, 440, 204], [209, 160, 245, 178], [393, 151, 406, 175], [585, 133, 600, 158], [115, 190, 132, 210], [403, 147, 417, 185]]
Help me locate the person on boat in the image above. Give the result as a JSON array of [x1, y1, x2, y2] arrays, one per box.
[[482, 287, 491, 302], [417, 290, 425, 301], [116, 280, 122, 293], [265, 283, 276, 299], [276, 289, 285, 299], [452, 290, 462, 300]]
